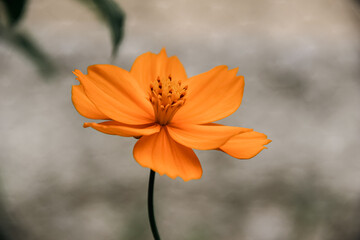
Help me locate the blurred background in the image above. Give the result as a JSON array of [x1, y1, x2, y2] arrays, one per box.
[[1, 0, 360, 239]]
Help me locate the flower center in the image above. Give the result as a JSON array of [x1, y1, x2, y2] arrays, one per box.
[[149, 75, 187, 125]]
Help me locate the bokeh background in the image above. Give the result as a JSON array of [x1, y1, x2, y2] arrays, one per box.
[[1, 0, 360, 239]]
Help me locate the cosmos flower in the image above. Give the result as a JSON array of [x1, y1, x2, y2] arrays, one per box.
[[72, 49, 271, 181]]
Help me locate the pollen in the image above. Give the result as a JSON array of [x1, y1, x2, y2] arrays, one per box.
[[149, 75, 187, 125]]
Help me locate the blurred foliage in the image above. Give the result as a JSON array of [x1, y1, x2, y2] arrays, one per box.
[[13, 168, 359, 240], [351, 0, 360, 20], [0, 178, 28, 240], [234, 170, 360, 240], [77, 0, 125, 58], [0, 0, 55, 77], [0, 0, 27, 26], [0, 27, 55, 77], [0, 0, 125, 78]]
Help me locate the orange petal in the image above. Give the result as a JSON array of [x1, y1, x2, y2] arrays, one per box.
[[130, 48, 188, 93], [220, 131, 272, 159], [73, 65, 154, 125], [133, 127, 202, 181], [172, 66, 244, 124], [71, 84, 109, 119], [84, 121, 161, 137], [167, 123, 252, 150]]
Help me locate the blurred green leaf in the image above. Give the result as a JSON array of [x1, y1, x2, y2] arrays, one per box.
[[77, 0, 125, 58], [0, 178, 28, 240], [0, 0, 27, 27], [0, 27, 55, 77]]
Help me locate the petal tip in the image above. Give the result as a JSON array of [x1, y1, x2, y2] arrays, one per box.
[[182, 172, 202, 181], [72, 69, 84, 80], [219, 65, 228, 71], [72, 69, 81, 75], [151, 168, 202, 181], [231, 67, 239, 74], [159, 48, 167, 56]]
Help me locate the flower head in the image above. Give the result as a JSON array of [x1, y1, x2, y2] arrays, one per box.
[[72, 49, 271, 181]]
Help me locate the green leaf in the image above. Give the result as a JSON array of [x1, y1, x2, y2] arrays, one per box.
[[0, 27, 55, 77], [77, 0, 125, 57], [0, 0, 27, 27]]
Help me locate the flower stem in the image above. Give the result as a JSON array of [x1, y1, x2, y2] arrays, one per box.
[[148, 170, 161, 240]]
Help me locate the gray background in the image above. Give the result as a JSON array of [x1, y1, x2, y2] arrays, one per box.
[[1, 0, 360, 239]]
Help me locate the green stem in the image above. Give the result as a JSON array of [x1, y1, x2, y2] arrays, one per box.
[[148, 170, 161, 240]]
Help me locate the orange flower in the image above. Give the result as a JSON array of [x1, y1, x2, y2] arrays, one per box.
[[72, 49, 271, 181]]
